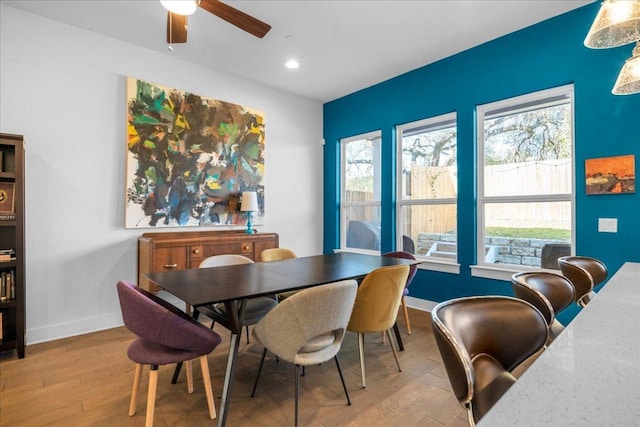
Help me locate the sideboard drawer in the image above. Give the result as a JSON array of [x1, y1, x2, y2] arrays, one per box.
[[152, 247, 188, 272]]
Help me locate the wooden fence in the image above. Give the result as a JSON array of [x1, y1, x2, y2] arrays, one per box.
[[346, 159, 571, 240]]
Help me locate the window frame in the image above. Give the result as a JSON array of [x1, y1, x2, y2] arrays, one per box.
[[339, 130, 382, 254], [396, 113, 459, 274], [473, 85, 575, 281]]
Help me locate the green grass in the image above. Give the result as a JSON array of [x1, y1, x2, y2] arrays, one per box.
[[486, 227, 570, 240]]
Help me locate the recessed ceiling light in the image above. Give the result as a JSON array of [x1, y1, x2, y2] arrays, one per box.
[[285, 59, 300, 69]]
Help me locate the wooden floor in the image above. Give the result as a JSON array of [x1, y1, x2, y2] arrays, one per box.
[[0, 308, 469, 427]]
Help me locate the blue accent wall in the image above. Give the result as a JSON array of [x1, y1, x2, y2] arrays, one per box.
[[323, 3, 640, 321]]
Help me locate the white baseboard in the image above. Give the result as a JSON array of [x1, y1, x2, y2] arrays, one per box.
[[26, 295, 438, 346], [25, 292, 187, 345], [404, 296, 438, 312], [27, 312, 124, 345]]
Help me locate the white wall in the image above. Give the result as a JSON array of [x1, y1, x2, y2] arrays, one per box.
[[0, 5, 324, 344]]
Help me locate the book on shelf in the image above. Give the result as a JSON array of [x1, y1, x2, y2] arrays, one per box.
[[0, 312, 3, 340], [0, 270, 15, 301], [0, 249, 15, 262], [0, 213, 16, 221], [1, 271, 6, 300]]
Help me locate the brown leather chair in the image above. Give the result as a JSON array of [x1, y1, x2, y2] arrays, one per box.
[[558, 256, 608, 307], [431, 296, 548, 426], [511, 271, 575, 344]]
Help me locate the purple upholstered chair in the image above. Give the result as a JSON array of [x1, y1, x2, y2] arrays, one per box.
[[383, 251, 418, 334], [116, 281, 222, 427]]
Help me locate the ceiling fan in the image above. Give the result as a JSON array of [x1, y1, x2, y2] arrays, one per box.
[[162, 0, 271, 44]]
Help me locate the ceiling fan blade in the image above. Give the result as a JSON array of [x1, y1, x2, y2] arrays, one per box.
[[167, 12, 188, 44], [199, 0, 271, 38]]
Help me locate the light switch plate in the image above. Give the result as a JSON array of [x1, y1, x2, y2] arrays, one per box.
[[598, 218, 617, 233]]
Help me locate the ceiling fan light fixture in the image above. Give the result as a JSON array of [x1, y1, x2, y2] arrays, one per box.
[[612, 42, 640, 94], [584, 0, 640, 48], [161, 0, 199, 16]]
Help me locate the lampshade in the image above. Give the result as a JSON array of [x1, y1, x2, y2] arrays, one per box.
[[160, 0, 199, 16], [612, 41, 640, 94], [584, 0, 640, 48], [240, 191, 258, 212]]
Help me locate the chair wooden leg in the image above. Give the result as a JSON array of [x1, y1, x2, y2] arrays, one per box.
[[358, 333, 366, 388], [186, 360, 194, 394], [401, 297, 412, 335], [199, 355, 216, 420], [251, 348, 268, 397], [146, 365, 159, 427], [246, 325, 250, 344], [386, 329, 402, 372], [129, 363, 142, 416]]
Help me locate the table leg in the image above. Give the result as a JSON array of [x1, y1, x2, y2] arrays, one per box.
[[171, 308, 202, 384], [216, 299, 247, 427], [217, 331, 241, 427], [171, 362, 183, 384]]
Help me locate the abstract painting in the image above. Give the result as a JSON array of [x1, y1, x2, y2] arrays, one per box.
[[585, 154, 635, 195], [125, 77, 265, 228]]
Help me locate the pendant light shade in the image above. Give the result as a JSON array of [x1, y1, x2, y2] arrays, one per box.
[[612, 42, 640, 94], [584, 0, 640, 48], [161, 0, 199, 16]]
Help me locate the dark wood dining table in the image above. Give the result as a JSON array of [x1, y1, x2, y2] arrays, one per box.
[[146, 252, 419, 427]]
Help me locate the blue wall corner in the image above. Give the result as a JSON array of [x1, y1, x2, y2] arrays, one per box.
[[324, 2, 640, 323]]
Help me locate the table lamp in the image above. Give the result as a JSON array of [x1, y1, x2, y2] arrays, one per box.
[[240, 191, 258, 234]]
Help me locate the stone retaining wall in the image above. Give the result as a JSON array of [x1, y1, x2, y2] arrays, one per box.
[[417, 232, 568, 268]]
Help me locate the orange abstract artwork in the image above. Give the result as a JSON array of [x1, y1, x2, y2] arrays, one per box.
[[585, 154, 635, 195]]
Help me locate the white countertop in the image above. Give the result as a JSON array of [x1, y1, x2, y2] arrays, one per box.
[[478, 262, 640, 426]]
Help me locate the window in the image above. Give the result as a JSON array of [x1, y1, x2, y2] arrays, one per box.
[[340, 131, 382, 252], [476, 85, 574, 277], [396, 113, 458, 270]]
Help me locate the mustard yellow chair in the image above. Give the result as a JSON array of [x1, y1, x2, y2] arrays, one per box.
[[261, 248, 299, 300], [260, 247, 297, 262], [383, 251, 418, 335], [347, 264, 410, 388]]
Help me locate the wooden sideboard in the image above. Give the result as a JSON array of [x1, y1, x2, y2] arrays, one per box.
[[138, 230, 279, 292]]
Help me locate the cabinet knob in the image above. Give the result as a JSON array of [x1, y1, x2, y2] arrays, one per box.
[[164, 264, 178, 269], [193, 249, 200, 255]]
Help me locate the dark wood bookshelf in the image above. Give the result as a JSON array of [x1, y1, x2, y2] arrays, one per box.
[[0, 133, 25, 358]]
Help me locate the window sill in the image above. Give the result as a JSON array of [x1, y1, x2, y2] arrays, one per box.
[[471, 264, 527, 281], [333, 248, 381, 256], [335, 249, 460, 274], [416, 258, 460, 274]]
